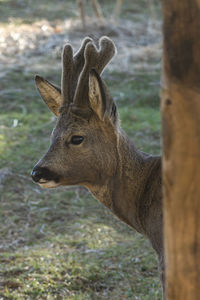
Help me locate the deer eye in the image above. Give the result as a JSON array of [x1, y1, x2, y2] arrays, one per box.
[[70, 136, 84, 145]]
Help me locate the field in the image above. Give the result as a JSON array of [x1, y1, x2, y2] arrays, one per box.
[[0, 0, 162, 299]]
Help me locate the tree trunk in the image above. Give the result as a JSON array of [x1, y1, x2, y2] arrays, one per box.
[[113, 0, 123, 21], [77, 0, 86, 29], [90, 0, 104, 21], [161, 1, 200, 299]]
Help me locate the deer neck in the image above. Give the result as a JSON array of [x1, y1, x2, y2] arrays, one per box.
[[86, 130, 162, 235]]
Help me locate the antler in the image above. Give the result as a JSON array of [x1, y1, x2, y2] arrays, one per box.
[[61, 37, 92, 106], [73, 36, 116, 107]]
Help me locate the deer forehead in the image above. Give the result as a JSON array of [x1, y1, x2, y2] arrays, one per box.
[[52, 113, 92, 137], [53, 117, 113, 144]]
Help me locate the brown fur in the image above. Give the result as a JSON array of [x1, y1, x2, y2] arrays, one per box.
[[32, 37, 164, 295]]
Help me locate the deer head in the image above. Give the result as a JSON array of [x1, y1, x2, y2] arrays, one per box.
[[31, 37, 119, 189]]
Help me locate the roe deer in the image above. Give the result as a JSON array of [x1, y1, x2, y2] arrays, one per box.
[[31, 36, 164, 294]]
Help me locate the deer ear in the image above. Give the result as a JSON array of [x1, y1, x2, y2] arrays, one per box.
[[88, 69, 107, 121], [88, 69, 118, 124], [35, 75, 62, 116]]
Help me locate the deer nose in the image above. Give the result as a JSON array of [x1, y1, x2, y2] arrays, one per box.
[[31, 168, 44, 182], [31, 166, 60, 183]]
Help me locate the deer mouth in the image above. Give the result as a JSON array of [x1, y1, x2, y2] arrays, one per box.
[[31, 166, 61, 188], [38, 180, 61, 189]]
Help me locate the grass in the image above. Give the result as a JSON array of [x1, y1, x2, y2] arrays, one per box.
[[0, 0, 77, 24], [0, 0, 162, 299], [0, 0, 155, 25], [0, 179, 161, 299]]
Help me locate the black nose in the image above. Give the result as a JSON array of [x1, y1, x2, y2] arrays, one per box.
[[31, 166, 60, 183], [31, 168, 44, 182]]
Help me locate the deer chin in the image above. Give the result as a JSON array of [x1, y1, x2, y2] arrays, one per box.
[[38, 180, 61, 189]]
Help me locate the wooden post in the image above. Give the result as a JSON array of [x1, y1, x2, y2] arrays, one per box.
[[161, 1, 200, 299]]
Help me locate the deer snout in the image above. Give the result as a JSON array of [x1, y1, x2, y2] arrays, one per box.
[[31, 166, 60, 187], [31, 168, 44, 183]]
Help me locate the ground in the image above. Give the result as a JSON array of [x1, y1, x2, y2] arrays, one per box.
[[0, 0, 162, 299]]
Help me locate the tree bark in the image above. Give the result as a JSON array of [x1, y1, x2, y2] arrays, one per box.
[[161, 1, 200, 299]]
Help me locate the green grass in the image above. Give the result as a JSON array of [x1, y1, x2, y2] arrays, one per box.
[[0, 0, 162, 299], [0, 179, 161, 299]]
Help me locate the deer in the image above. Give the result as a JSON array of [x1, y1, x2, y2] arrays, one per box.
[[31, 36, 164, 296]]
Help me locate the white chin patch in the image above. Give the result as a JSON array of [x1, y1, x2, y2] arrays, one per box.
[[39, 180, 60, 189]]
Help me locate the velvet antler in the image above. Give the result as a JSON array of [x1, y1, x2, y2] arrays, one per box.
[[73, 36, 116, 107], [61, 37, 92, 106], [35, 37, 115, 115], [35, 37, 92, 115]]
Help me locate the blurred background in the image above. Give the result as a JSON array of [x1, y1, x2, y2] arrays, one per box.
[[0, 0, 162, 299]]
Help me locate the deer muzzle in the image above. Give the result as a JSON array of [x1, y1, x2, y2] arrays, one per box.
[[31, 166, 61, 188]]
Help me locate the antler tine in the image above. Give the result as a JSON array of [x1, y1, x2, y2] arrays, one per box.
[[62, 44, 73, 105], [71, 37, 93, 97], [61, 37, 93, 106], [92, 36, 116, 74], [73, 36, 116, 107]]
